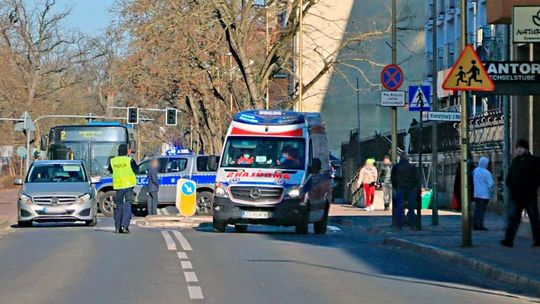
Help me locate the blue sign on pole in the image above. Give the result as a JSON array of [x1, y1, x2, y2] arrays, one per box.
[[408, 85, 431, 111], [380, 64, 404, 91]]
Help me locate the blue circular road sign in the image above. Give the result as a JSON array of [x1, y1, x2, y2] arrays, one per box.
[[381, 64, 404, 91]]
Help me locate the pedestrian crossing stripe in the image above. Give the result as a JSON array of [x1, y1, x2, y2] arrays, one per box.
[[442, 44, 495, 92]]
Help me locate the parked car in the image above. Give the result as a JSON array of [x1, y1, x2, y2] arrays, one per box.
[[16, 160, 99, 227]]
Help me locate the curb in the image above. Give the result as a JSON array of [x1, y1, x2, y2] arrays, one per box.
[[384, 237, 540, 295]]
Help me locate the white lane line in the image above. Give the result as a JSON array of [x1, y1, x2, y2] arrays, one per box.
[[328, 225, 342, 232], [181, 261, 193, 270], [188, 286, 204, 300], [160, 230, 177, 251], [177, 252, 188, 260], [157, 208, 163, 215], [171, 230, 192, 251], [184, 271, 199, 283], [162, 208, 170, 215]]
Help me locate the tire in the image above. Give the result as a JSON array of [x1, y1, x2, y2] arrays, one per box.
[[234, 224, 248, 233], [314, 203, 329, 235], [85, 215, 98, 226], [213, 219, 226, 233], [98, 190, 116, 217], [18, 220, 32, 228], [196, 191, 214, 215], [295, 205, 310, 234]]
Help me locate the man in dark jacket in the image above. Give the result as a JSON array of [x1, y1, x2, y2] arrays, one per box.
[[147, 158, 160, 216], [501, 140, 540, 247], [391, 152, 420, 228]]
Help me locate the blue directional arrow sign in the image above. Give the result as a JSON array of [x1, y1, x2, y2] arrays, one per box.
[[408, 85, 431, 112], [182, 182, 195, 196]]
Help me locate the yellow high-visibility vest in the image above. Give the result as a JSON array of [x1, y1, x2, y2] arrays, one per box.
[[110, 156, 136, 190]]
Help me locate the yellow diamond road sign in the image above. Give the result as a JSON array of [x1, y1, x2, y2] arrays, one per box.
[[442, 44, 495, 92]]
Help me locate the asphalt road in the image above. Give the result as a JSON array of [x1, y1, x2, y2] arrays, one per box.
[[0, 207, 537, 304]]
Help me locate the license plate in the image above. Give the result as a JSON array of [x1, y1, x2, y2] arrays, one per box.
[[241, 211, 269, 219], [42, 207, 65, 215]]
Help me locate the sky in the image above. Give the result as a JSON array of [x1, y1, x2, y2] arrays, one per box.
[[56, 0, 115, 35]]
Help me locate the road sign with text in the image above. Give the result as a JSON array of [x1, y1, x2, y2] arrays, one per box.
[[442, 45, 495, 92], [380, 91, 406, 107], [426, 111, 461, 122]]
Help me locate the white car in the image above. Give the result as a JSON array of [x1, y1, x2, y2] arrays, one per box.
[[16, 160, 100, 227]]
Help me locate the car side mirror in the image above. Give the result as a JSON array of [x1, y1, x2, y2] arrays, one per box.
[[40, 135, 48, 151], [90, 176, 102, 184], [309, 158, 322, 174], [14, 178, 23, 185]]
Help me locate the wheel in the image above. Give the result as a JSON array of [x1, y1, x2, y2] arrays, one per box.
[[234, 224, 248, 233], [85, 215, 98, 226], [196, 191, 214, 215], [295, 205, 310, 234], [213, 219, 226, 233], [314, 203, 329, 235], [18, 220, 32, 228], [98, 190, 116, 217]]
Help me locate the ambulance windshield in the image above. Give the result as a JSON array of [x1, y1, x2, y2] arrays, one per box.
[[221, 137, 305, 170]]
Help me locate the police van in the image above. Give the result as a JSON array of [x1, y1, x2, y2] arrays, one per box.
[[213, 110, 332, 234], [96, 151, 218, 216]]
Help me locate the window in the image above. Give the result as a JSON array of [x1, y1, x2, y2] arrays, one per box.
[[165, 158, 188, 173], [138, 158, 168, 174], [27, 163, 87, 183]]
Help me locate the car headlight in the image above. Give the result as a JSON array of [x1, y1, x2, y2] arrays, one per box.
[[76, 193, 92, 204], [286, 187, 301, 198], [19, 194, 32, 205], [215, 183, 229, 198]]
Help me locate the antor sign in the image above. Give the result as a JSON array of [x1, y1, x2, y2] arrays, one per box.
[[380, 91, 405, 107], [484, 61, 540, 82], [513, 6, 540, 43], [426, 111, 461, 122]]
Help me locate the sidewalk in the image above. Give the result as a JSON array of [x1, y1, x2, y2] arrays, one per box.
[[329, 203, 540, 296], [0, 188, 19, 230]]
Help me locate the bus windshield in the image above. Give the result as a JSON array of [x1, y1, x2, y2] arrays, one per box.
[[221, 137, 305, 170]]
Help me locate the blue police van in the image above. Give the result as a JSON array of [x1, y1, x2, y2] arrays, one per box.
[[95, 151, 218, 217]]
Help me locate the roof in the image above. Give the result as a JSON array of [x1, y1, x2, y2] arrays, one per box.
[[32, 160, 84, 165], [233, 110, 306, 125]]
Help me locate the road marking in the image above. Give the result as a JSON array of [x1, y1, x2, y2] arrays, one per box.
[[184, 271, 199, 283], [181, 261, 193, 269], [188, 286, 204, 300], [162, 208, 170, 215], [177, 252, 188, 260], [172, 230, 192, 251], [328, 225, 342, 232], [160, 230, 177, 250]]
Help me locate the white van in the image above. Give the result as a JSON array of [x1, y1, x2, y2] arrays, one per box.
[[213, 110, 332, 234]]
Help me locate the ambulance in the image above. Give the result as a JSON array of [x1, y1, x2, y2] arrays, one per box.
[[213, 110, 332, 234]]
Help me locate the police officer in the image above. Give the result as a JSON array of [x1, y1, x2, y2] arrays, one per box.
[[108, 144, 138, 234]]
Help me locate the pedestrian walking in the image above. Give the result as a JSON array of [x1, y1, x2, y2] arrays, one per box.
[[472, 156, 493, 230], [108, 144, 138, 234], [501, 140, 540, 247], [391, 152, 420, 228], [357, 158, 378, 211], [451, 152, 474, 211], [380, 155, 393, 211], [147, 158, 160, 216]]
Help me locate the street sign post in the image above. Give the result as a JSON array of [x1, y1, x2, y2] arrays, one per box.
[[176, 178, 197, 217], [408, 85, 431, 111], [426, 111, 461, 122], [380, 91, 405, 107]]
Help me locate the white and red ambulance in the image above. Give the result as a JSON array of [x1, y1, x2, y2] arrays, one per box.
[[213, 110, 332, 234]]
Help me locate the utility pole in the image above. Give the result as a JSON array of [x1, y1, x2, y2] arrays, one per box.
[[460, 0, 472, 247], [265, 1, 270, 110], [417, 97, 424, 230], [502, 25, 511, 222], [431, 0, 439, 226], [297, 0, 304, 112], [390, 0, 398, 163]]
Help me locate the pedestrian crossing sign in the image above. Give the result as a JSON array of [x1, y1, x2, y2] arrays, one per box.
[[408, 85, 431, 112], [442, 44, 495, 92]]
